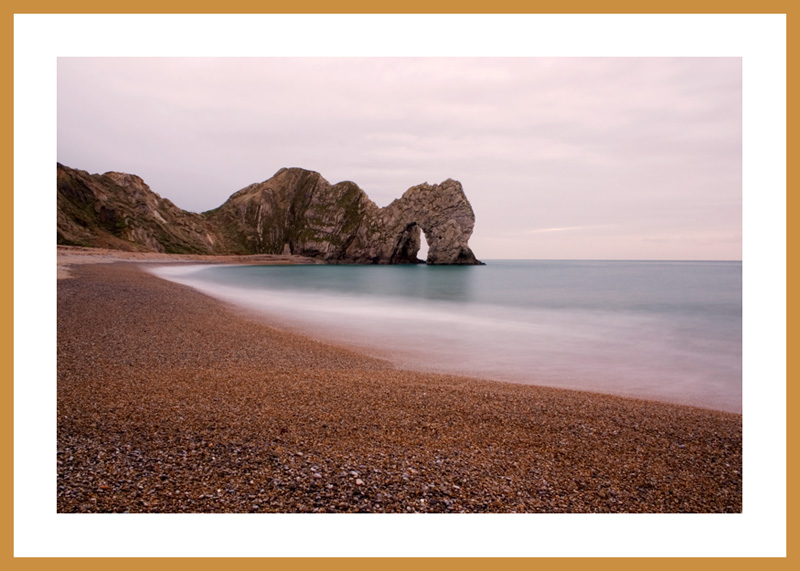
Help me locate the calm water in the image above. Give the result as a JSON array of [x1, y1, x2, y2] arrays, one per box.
[[150, 260, 742, 412]]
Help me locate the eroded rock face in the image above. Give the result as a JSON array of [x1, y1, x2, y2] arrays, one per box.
[[335, 178, 480, 264], [206, 169, 481, 264], [204, 167, 380, 261], [382, 179, 480, 265], [57, 164, 482, 264]]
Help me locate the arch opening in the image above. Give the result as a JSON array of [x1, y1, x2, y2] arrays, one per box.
[[418, 228, 429, 263]]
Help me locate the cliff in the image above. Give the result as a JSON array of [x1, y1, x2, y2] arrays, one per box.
[[56, 164, 482, 265], [57, 164, 216, 254]]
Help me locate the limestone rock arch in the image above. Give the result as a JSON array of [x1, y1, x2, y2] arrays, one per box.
[[379, 179, 481, 265]]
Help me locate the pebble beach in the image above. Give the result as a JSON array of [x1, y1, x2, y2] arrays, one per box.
[[57, 249, 742, 513]]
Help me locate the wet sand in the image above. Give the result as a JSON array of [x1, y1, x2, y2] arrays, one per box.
[[57, 251, 742, 513]]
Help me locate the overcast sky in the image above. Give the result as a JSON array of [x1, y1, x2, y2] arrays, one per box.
[[57, 57, 742, 260]]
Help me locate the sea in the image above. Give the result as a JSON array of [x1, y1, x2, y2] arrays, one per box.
[[150, 260, 742, 413]]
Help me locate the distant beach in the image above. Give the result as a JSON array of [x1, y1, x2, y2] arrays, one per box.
[[56, 244, 319, 279], [57, 248, 742, 513]]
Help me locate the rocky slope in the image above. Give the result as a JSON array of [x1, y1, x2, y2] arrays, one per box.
[[57, 164, 482, 264], [57, 165, 216, 254]]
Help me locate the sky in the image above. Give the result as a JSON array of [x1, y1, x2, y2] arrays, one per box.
[[57, 57, 742, 260]]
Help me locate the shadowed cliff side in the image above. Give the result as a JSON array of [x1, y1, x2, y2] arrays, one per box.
[[57, 164, 482, 264]]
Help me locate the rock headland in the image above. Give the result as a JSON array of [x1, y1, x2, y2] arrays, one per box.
[[57, 164, 482, 265]]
